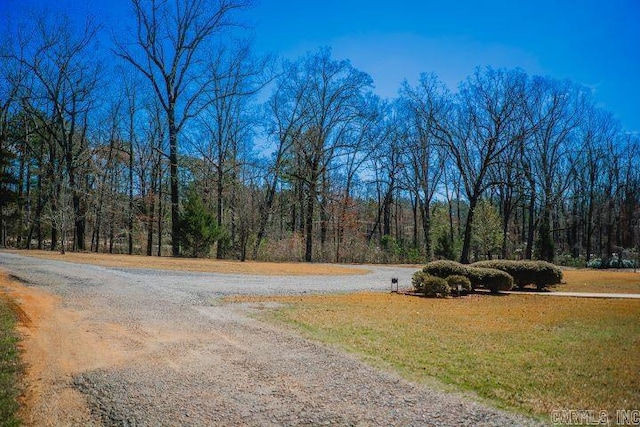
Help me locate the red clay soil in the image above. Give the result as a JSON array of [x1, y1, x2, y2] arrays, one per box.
[[0, 272, 129, 426]]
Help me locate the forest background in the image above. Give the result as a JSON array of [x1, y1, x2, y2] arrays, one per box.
[[0, 0, 638, 265]]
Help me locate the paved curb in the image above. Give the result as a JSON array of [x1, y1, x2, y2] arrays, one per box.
[[504, 290, 640, 299]]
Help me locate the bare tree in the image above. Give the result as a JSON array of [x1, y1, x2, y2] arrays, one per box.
[[618, 135, 640, 251], [139, 98, 167, 256], [571, 106, 615, 261], [0, 27, 27, 247], [251, 66, 307, 259], [90, 93, 125, 253], [189, 41, 268, 258], [367, 103, 404, 247], [330, 94, 381, 262], [115, 0, 249, 256], [399, 73, 448, 260], [12, 13, 100, 251], [523, 76, 588, 261], [487, 138, 522, 259], [434, 67, 530, 263], [268, 48, 373, 262]]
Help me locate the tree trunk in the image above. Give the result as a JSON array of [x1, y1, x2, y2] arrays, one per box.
[[143, 167, 154, 256], [459, 196, 477, 264], [168, 110, 180, 257], [128, 140, 134, 255], [16, 140, 26, 247], [50, 181, 60, 251], [27, 168, 44, 250], [147, 195, 155, 257], [536, 206, 554, 262], [525, 193, 536, 260], [216, 162, 224, 259], [500, 195, 513, 259], [319, 173, 328, 253], [252, 174, 278, 260], [304, 181, 316, 262], [447, 196, 455, 250], [420, 200, 432, 260], [412, 196, 418, 249], [157, 151, 164, 257], [382, 189, 392, 238]]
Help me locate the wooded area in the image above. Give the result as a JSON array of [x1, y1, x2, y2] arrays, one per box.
[[1, 0, 638, 265]]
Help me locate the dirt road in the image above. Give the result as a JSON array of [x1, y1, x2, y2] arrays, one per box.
[[0, 252, 542, 426]]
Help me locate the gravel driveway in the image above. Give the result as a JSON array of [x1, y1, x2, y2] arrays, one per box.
[[0, 252, 544, 426]]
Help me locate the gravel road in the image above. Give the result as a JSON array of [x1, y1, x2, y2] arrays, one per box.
[[0, 252, 544, 426]]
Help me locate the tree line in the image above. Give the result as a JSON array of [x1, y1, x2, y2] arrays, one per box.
[[1, 0, 638, 265]]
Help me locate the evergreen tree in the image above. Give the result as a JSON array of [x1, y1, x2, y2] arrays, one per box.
[[435, 233, 455, 260], [471, 200, 504, 260], [178, 188, 223, 258]]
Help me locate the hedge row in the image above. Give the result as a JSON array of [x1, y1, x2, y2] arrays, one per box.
[[472, 260, 562, 290], [466, 266, 514, 293], [419, 259, 563, 295], [421, 260, 512, 293], [421, 260, 468, 279]]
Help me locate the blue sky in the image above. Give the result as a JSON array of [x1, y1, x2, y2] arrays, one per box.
[[2, 0, 639, 132]]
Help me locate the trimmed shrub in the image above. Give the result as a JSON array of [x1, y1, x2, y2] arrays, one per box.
[[423, 260, 468, 279], [411, 271, 429, 293], [422, 276, 451, 298], [472, 260, 562, 290], [412, 271, 451, 298], [467, 266, 514, 293], [445, 275, 472, 294]]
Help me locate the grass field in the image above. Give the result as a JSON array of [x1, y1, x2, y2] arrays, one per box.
[[4, 250, 640, 421], [558, 269, 640, 293], [0, 275, 22, 427], [233, 292, 640, 420]]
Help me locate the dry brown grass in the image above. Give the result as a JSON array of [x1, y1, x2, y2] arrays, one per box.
[[1, 250, 368, 276], [558, 269, 640, 293], [233, 292, 640, 420]]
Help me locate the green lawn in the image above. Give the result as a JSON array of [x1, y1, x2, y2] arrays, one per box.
[[0, 294, 21, 427]]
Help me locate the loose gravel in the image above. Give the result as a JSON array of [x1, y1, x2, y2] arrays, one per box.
[[0, 252, 545, 426]]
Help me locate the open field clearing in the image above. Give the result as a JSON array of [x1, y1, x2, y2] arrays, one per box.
[[233, 292, 640, 420], [0, 252, 539, 426], [2, 249, 368, 276], [557, 269, 640, 294], [3, 250, 639, 425]]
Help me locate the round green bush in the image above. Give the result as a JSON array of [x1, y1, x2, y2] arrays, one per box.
[[445, 275, 473, 294], [472, 260, 562, 290], [423, 260, 468, 279], [411, 270, 429, 293], [422, 276, 451, 298], [412, 271, 450, 297], [466, 266, 514, 293]]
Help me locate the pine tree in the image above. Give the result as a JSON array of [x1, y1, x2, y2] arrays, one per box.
[[178, 188, 223, 257]]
